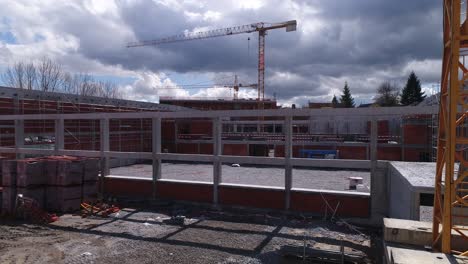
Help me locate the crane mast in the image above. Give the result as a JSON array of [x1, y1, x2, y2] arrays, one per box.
[[433, 0, 468, 255], [127, 20, 297, 102], [224, 75, 257, 100]]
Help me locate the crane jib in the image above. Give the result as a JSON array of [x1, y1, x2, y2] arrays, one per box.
[[127, 20, 297, 103]]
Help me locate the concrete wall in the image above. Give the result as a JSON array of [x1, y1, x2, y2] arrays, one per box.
[[370, 164, 389, 223], [386, 163, 422, 221]]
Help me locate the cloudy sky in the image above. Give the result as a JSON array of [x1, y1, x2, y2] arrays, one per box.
[[0, 0, 442, 106]]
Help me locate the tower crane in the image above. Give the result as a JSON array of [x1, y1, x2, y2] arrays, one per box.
[[224, 75, 257, 100], [433, 0, 468, 255], [127, 20, 297, 103]]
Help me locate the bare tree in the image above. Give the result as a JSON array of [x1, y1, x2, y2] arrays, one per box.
[[2, 62, 26, 89], [99, 81, 121, 99], [37, 57, 62, 92], [374, 81, 400, 107], [2, 58, 121, 99], [76, 73, 98, 96], [61, 72, 79, 95], [24, 62, 36, 90]]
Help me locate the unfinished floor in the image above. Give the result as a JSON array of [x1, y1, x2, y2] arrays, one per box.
[[0, 205, 377, 264], [110, 163, 371, 192]]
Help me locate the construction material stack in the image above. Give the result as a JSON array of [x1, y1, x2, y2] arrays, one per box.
[[1, 156, 100, 216], [1, 160, 18, 214]]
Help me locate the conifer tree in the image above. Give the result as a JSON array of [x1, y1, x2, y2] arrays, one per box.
[[331, 95, 338, 107], [401, 71, 425, 105], [340, 82, 355, 108]]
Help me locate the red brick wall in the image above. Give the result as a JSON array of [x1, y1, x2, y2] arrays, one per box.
[[104, 177, 152, 197], [337, 146, 367, 160], [367, 120, 390, 136], [219, 186, 285, 210], [403, 124, 429, 145], [177, 143, 199, 154], [162, 121, 175, 140], [223, 144, 248, 156], [403, 148, 423, 162], [190, 120, 212, 135], [290, 191, 370, 218], [156, 181, 213, 203], [377, 146, 401, 161], [103, 177, 370, 218]]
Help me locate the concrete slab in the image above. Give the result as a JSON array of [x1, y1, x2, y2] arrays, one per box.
[[389, 161, 436, 193], [383, 218, 467, 253], [385, 242, 468, 264], [110, 163, 370, 192]]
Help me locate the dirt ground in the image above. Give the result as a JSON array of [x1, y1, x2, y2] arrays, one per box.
[[0, 203, 379, 264]]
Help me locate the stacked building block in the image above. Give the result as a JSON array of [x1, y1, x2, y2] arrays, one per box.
[[1, 160, 17, 214], [17, 159, 47, 209], [1, 156, 100, 215], [46, 156, 99, 212]]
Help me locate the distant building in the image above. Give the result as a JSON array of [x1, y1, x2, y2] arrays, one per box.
[[308, 102, 334, 109], [358, 103, 376, 108], [160, 97, 278, 110]]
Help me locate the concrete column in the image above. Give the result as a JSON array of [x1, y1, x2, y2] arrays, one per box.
[[370, 119, 377, 172], [401, 119, 405, 161], [285, 116, 293, 210], [100, 118, 110, 176], [370, 118, 388, 223], [152, 117, 162, 199], [174, 120, 179, 151], [308, 116, 314, 134], [213, 117, 222, 205], [15, 120, 24, 159], [14, 95, 24, 159], [54, 118, 64, 154]]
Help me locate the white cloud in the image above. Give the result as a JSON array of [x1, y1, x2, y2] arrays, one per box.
[[121, 71, 188, 102], [0, 0, 443, 105]]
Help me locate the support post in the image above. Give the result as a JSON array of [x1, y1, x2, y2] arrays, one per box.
[[285, 115, 293, 210], [401, 118, 405, 161], [152, 117, 162, 199], [100, 118, 110, 177], [370, 119, 377, 173], [213, 117, 222, 205], [15, 120, 24, 160], [54, 118, 64, 154], [370, 118, 385, 222]]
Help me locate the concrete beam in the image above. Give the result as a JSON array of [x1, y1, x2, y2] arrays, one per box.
[[0, 106, 439, 121]]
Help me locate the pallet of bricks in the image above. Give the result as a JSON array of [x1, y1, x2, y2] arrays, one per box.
[[1, 156, 100, 216]]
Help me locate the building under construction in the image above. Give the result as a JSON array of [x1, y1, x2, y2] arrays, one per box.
[[0, 2, 468, 263]]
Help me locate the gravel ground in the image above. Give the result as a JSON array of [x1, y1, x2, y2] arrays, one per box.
[[110, 163, 371, 192], [0, 205, 377, 264]]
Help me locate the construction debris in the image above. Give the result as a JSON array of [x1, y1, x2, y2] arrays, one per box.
[[16, 194, 59, 224], [80, 202, 120, 218]]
